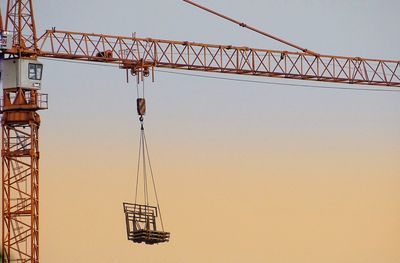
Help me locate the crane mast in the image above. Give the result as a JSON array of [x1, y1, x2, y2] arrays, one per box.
[[4, 0, 38, 53], [0, 0, 399, 262], [1, 1, 46, 262]]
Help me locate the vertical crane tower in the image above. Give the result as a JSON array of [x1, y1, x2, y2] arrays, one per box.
[[1, 1, 47, 262], [0, 0, 399, 262]]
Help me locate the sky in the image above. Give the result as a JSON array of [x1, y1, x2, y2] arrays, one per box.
[[3, 0, 400, 262]]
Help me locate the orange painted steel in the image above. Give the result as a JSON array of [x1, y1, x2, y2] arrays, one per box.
[[38, 30, 400, 87], [5, 0, 38, 54], [2, 117, 40, 263], [1, 88, 46, 263], [2, 1, 41, 262]]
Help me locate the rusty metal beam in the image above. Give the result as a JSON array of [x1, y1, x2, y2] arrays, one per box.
[[5, 0, 38, 53], [1, 88, 46, 263], [2, 115, 40, 263], [37, 30, 400, 87]]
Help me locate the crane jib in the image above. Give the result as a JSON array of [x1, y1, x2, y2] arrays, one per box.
[[36, 30, 400, 88]]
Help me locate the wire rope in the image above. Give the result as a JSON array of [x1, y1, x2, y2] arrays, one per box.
[[134, 126, 142, 204], [40, 57, 400, 93], [143, 130, 165, 231]]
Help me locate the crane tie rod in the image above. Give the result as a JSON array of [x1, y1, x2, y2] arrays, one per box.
[[183, 0, 319, 56]]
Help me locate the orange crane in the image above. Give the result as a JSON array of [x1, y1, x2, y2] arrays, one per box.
[[0, 0, 399, 262]]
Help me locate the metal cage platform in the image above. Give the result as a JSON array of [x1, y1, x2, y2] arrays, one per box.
[[123, 203, 170, 245]]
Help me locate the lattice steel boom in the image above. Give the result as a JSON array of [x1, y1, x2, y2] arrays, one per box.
[[37, 30, 400, 87]]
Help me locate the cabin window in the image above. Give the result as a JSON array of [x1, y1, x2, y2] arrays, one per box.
[[28, 63, 43, 80]]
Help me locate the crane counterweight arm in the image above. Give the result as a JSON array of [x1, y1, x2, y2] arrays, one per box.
[[37, 30, 400, 87]]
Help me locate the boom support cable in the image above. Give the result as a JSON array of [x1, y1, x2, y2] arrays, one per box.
[[183, 0, 319, 56]]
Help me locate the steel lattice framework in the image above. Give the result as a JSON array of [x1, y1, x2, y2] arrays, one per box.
[[2, 119, 40, 263], [2, 1, 42, 262], [37, 30, 400, 87], [1, 88, 45, 263], [5, 0, 38, 52]]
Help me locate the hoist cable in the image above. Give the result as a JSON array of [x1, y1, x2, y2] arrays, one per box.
[[136, 77, 140, 99], [138, 123, 151, 230], [133, 75, 166, 232], [134, 126, 143, 204], [141, 126, 149, 208], [143, 130, 165, 231], [142, 77, 146, 98]]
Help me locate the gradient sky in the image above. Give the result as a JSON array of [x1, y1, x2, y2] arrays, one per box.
[[4, 0, 400, 262]]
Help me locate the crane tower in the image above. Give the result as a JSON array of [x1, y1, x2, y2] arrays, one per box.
[[1, 1, 47, 262]]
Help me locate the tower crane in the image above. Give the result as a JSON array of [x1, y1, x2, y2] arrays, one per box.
[[0, 0, 399, 262]]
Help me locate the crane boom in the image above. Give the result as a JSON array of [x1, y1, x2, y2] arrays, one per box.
[[38, 30, 400, 87]]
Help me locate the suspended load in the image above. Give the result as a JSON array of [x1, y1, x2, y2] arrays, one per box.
[[123, 85, 170, 245], [123, 203, 170, 244]]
